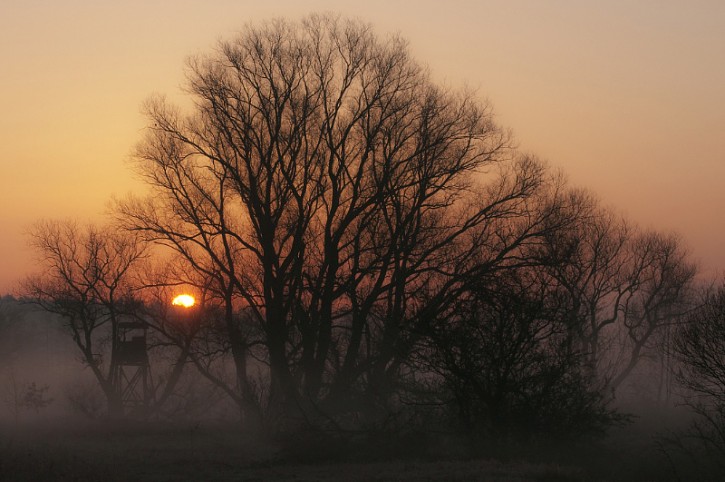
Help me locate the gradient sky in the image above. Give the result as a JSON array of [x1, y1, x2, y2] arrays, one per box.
[[2, 0, 724, 293]]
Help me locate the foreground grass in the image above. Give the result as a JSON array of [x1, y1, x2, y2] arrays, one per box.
[[0, 420, 703, 481], [0, 438, 582, 482]]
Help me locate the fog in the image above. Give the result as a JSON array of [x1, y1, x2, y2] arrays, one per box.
[[0, 295, 720, 481]]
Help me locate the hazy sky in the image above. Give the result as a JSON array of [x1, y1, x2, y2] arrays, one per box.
[[2, 0, 724, 293]]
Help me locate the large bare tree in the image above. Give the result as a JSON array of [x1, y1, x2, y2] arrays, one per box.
[[116, 14, 571, 427]]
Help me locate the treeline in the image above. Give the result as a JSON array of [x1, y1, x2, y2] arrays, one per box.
[[14, 15, 723, 455]]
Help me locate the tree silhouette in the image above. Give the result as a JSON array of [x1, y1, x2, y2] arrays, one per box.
[[116, 14, 574, 428], [22, 220, 146, 417], [537, 197, 695, 393]]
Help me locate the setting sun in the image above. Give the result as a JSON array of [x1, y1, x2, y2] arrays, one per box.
[[171, 294, 195, 308]]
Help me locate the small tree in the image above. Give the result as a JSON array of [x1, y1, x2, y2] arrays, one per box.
[[22, 220, 146, 417], [3, 368, 53, 421], [673, 285, 725, 464], [20, 382, 54, 414], [609, 231, 696, 390], [422, 265, 616, 441], [538, 197, 696, 394]]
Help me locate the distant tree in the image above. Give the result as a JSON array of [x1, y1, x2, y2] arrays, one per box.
[[672, 285, 725, 463], [131, 259, 264, 424], [609, 231, 696, 390], [537, 199, 632, 373], [537, 198, 695, 394], [20, 382, 54, 414], [420, 246, 616, 440], [0, 296, 24, 363], [21, 220, 146, 417], [675, 286, 725, 404]]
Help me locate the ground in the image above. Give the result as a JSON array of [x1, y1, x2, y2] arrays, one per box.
[[0, 418, 700, 482]]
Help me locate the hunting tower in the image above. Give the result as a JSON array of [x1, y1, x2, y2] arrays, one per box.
[[111, 321, 152, 416]]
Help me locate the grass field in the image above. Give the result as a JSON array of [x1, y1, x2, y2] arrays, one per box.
[[1, 418, 706, 482]]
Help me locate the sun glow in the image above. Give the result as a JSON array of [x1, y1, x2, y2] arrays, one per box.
[[171, 294, 196, 308]]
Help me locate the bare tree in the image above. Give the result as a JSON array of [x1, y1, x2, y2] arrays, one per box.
[[675, 286, 725, 402], [21, 220, 146, 417], [537, 198, 633, 373], [131, 258, 264, 425], [538, 199, 696, 394], [421, 265, 617, 440], [116, 14, 581, 428], [609, 231, 696, 390], [669, 285, 725, 469]]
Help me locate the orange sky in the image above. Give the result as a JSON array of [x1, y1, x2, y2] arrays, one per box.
[[2, 0, 724, 293]]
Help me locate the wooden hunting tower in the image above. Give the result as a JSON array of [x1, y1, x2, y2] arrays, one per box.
[[111, 321, 152, 416]]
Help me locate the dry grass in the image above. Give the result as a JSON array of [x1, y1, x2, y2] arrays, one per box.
[[0, 421, 693, 481]]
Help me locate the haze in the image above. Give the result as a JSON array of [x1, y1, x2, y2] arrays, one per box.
[[1, 0, 724, 293]]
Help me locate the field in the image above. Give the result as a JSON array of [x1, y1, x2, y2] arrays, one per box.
[[0, 416, 705, 482]]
